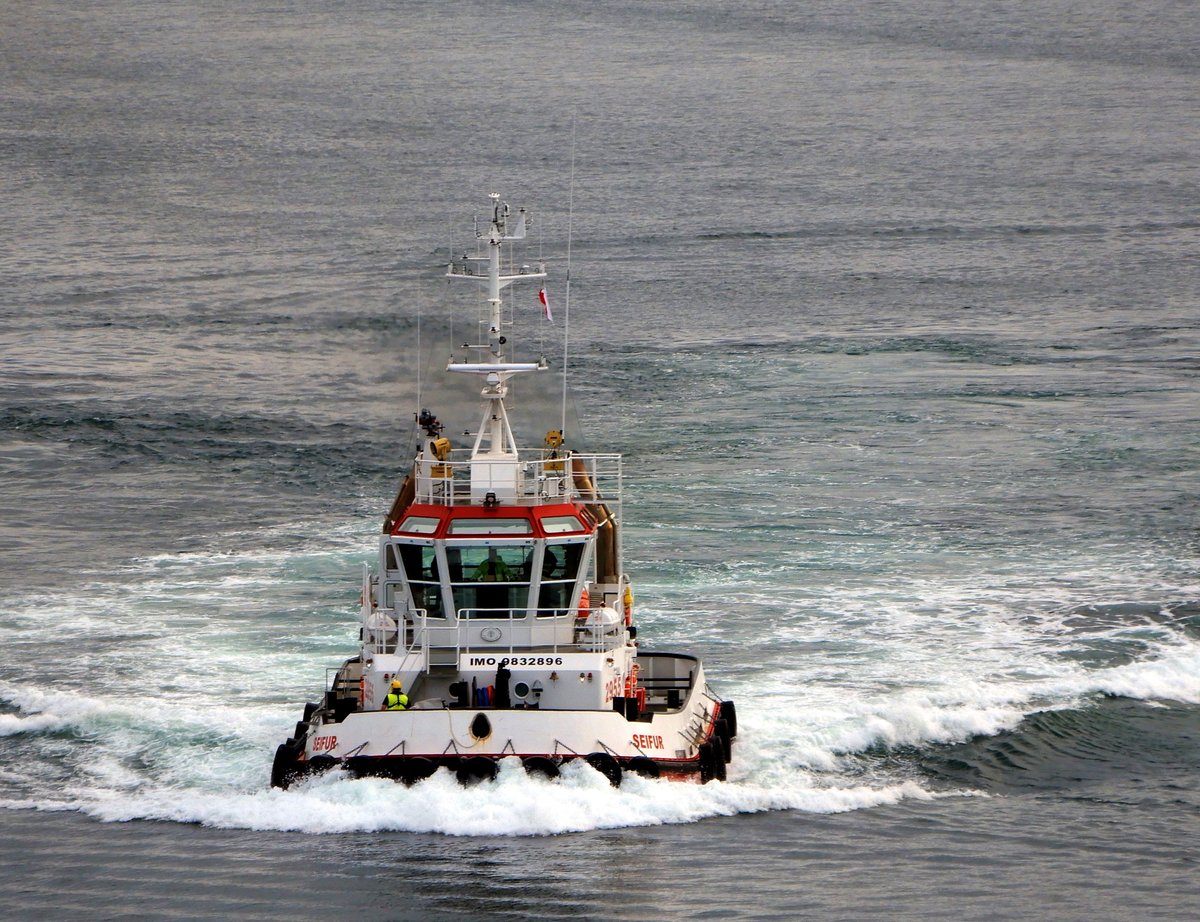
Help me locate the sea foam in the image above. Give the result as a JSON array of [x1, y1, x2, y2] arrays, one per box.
[[77, 758, 951, 837]]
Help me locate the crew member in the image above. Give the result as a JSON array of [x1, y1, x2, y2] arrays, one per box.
[[384, 679, 409, 711], [473, 549, 512, 582]]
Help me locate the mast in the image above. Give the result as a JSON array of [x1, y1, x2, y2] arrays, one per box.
[[445, 194, 547, 499]]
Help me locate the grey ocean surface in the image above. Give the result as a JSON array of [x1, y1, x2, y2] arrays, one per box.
[[2, 1, 1198, 919]]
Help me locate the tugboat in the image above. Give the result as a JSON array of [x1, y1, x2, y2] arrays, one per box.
[[271, 194, 736, 789]]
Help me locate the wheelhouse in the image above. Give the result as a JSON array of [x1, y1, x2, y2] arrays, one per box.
[[384, 503, 595, 624]]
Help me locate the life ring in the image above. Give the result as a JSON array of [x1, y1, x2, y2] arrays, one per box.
[[576, 587, 590, 619]]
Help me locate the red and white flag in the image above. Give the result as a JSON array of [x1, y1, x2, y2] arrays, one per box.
[[538, 287, 553, 321]]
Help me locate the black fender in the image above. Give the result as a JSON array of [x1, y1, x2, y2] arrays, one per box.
[[698, 741, 714, 784], [270, 739, 304, 789], [707, 740, 727, 782], [401, 757, 439, 784], [626, 756, 660, 778], [521, 756, 560, 780], [713, 718, 733, 763], [720, 700, 737, 738], [456, 756, 498, 785], [585, 752, 623, 787]]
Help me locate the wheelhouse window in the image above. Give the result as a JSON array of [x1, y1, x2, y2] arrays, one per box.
[[537, 542, 587, 616], [447, 518, 533, 535], [446, 544, 531, 618], [397, 515, 440, 535], [541, 515, 586, 535], [397, 543, 444, 618]]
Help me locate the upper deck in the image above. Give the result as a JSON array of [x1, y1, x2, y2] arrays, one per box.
[[412, 448, 623, 509]]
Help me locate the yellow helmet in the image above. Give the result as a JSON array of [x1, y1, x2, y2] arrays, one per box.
[[390, 680, 403, 690]]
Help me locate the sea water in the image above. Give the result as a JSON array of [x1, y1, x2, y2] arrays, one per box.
[[1, 1, 1198, 918]]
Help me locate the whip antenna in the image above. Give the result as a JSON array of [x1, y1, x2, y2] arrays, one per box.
[[561, 114, 576, 438], [415, 285, 422, 417]]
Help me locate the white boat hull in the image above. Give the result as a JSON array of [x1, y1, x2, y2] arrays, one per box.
[[273, 658, 736, 788]]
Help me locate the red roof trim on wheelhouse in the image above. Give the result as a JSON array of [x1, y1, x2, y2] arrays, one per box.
[[391, 503, 594, 539]]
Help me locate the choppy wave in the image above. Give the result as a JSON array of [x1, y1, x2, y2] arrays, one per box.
[[918, 697, 1200, 796], [696, 221, 1117, 243]]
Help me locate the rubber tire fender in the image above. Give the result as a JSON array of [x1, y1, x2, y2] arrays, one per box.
[[626, 756, 660, 779], [708, 740, 727, 782], [584, 752, 623, 787], [401, 757, 439, 785], [456, 756, 498, 786], [698, 742, 714, 784], [521, 756, 561, 780], [345, 755, 390, 780], [713, 718, 733, 763], [720, 700, 738, 738], [270, 741, 303, 790]]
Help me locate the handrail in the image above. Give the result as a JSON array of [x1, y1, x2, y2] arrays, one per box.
[[363, 608, 429, 658], [394, 606, 626, 661], [447, 261, 546, 280], [412, 451, 623, 509], [365, 598, 628, 663]]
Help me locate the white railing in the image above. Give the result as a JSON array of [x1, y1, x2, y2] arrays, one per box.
[[363, 609, 428, 659], [446, 262, 545, 280], [413, 450, 623, 511], [366, 608, 625, 661]]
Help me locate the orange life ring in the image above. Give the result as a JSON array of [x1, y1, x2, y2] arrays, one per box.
[[576, 587, 590, 619]]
